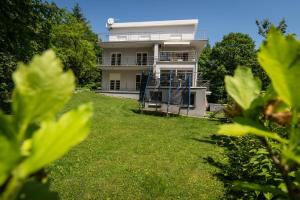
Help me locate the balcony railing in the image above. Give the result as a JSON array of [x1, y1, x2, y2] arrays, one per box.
[[100, 56, 154, 66], [98, 30, 208, 42], [158, 51, 197, 62]]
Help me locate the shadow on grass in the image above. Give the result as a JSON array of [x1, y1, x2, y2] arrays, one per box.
[[17, 179, 59, 200], [131, 109, 180, 118], [191, 134, 246, 199]]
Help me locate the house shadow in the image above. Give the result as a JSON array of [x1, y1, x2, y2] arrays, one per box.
[[131, 109, 180, 118], [17, 179, 59, 200]]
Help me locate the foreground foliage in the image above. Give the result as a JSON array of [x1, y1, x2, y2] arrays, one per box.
[[218, 28, 300, 199], [0, 50, 92, 200]]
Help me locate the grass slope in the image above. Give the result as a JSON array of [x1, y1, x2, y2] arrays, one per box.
[[49, 91, 225, 199]]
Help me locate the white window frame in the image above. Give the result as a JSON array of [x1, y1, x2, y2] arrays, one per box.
[[111, 52, 122, 66], [136, 52, 148, 66], [135, 73, 142, 90]]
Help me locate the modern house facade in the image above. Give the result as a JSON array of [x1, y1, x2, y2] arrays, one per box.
[[99, 19, 209, 116]]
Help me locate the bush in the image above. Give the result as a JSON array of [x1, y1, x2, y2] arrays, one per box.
[[217, 28, 300, 199]]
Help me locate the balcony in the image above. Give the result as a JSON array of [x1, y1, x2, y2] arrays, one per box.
[[158, 51, 196, 62], [98, 30, 207, 42], [100, 55, 154, 67]]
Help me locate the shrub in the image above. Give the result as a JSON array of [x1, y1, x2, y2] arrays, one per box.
[[218, 28, 300, 199]]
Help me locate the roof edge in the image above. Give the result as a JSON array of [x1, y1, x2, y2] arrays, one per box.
[[109, 19, 198, 29]]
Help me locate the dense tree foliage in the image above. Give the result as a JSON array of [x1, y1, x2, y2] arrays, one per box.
[[199, 33, 258, 103], [50, 11, 100, 86], [0, 0, 101, 108], [0, 0, 60, 108]]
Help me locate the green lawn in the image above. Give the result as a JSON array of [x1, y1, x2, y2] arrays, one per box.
[[48, 91, 225, 199]]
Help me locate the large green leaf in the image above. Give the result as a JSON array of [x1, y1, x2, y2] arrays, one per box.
[[12, 50, 75, 133], [225, 66, 262, 110], [218, 117, 288, 144], [258, 28, 300, 109], [0, 112, 20, 185], [0, 135, 20, 185], [16, 103, 92, 178]]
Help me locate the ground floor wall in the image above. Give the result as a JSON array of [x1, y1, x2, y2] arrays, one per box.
[[102, 70, 147, 91]]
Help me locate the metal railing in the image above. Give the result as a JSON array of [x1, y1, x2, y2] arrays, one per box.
[[98, 30, 208, 42], [159, 51, 197, 62], [100, 56, 154, 66]]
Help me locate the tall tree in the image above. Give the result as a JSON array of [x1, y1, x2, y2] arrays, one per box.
[[199, 33, 258, 103], [72, 3, 86, 23], [0, 0, 61, 108], [50, 12, 98, 85], [255, 19, 289, 88], [255, 18, 287, 38]]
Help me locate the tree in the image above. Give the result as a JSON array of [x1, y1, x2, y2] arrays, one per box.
[[72, 3, 86, 23], [0, 0, 62, 108], [256, 18, 287, 38], [199, 33, 258, 103], [50, 12, 98, 85], [255, 19, 289, 89]]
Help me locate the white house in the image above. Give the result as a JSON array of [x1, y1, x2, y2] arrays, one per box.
[[99, 19, 209, 116]]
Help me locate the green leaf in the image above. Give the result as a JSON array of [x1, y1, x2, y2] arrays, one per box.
[[0, 112, 20, 185], [225, 66, 262, 110], [218, 117, 288, 144], [0, 136, 20, 185], [16, 103, 92, 178], [233, 181, 286, 197], [12, 50, 75, 136], [258, 28, 300, 109]]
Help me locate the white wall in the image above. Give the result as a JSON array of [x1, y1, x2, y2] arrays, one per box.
[[102, 47, 154, 66], [109, 25, 196, 41], [102, 70, 146, 91]]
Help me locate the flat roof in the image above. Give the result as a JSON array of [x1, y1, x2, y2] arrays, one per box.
[[108, 19, 198, 29], [100, 40, 208, 50]]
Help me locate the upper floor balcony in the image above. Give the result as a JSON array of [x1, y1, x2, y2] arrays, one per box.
[[100, 55, 154, 67], [99, 30, 207, 42], [99, 51, 197, 68], [159, 51, 196, 62]]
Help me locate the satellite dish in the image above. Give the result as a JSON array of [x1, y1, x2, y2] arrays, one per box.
[[107, 18, 114, 25]]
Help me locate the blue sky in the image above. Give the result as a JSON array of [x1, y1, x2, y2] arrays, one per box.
[[51, 0, 300, 47]]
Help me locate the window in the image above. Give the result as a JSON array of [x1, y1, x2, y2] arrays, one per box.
[[115, 80, 120, 90], [110, 80, 115, 90], [177, 70, 193, 81], [160, 52, 171, 61], [111, 53, 121, 65], [159, 52, 189, 62], [136, 74, 141, 90], [110, 80, 120, 90], [136, 53, 148, 65], [182, 92, 195, 106]]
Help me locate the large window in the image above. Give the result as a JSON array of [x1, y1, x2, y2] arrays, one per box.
[[177, 70, 193, 81], [159, 52, 189, 62], [110, 80, 120, 90], [136, 52, 148, 65], [111, 53, 121, 65], [182, 92, 195, 106]]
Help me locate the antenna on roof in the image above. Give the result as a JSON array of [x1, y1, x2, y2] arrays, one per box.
[[106, 18, 114, 30]]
